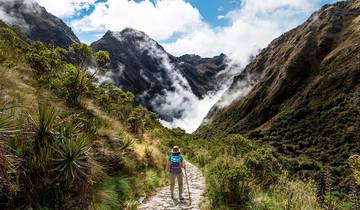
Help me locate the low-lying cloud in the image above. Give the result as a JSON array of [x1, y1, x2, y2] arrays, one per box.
[[0, 0, 41, 33]]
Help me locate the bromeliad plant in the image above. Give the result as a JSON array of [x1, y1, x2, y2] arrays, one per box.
[[29, 103, 58, 142], [52, 125, 92, 188]]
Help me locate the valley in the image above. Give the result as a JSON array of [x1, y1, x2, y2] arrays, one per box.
[[0, 0, 359, 209]]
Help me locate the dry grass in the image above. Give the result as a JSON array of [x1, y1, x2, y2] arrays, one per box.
[[84, 99, 166, 170], [252, 173, 320, 210]]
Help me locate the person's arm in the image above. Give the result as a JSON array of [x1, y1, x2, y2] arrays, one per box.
[[180, 156, 186, 169]]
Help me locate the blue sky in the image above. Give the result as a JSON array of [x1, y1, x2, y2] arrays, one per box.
[[59, 0, 243, 44], [36, 0, 338, 59]]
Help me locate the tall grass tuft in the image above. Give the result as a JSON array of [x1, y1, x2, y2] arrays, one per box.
[[92, 176, 133, 210], [145, 169, 161, 190], [52, 133, 91, 187], [28, 103, 58, 154]]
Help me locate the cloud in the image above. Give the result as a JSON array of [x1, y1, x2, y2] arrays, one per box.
[[217, 15, 225, 20], [164, 0, 324, 63], [35, 0, 96, 17], [0, 0, 43, 33], [70, 0, 203, 41]]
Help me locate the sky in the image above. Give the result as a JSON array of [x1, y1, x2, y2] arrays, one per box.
[[35, 0, 338, 62]]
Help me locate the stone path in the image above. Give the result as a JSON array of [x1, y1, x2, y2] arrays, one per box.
[[138, 161, 206, 210]]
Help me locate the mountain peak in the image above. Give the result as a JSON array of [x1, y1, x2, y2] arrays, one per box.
[[104, 28, 150, 42], [0, 0, 79, 48]]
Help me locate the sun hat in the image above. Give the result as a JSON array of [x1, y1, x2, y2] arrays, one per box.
[[171, 146, 181, 154]]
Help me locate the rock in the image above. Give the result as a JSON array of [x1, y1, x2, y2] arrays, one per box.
[[0, 0, 79, 48]]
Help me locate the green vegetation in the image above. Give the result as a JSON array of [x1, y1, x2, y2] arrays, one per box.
[[153, 127, 358, 209], [1, 14, 359, 210], [0, 21, 166, 209]]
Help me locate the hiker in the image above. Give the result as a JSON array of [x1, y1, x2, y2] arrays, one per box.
[[167, 146, 186, 200]]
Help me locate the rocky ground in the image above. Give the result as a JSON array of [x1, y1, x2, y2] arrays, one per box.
[[138, 161, 206, 210]]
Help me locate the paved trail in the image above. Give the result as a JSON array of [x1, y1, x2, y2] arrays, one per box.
[[138, 161, 206, 210]]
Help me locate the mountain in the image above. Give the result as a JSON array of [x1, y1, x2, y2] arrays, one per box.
[[91, 29, 228, 119], [197, 0, 360, 184], [0, 0, 79, 48]]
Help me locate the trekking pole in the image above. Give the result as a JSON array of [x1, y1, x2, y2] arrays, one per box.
[[184, 165, 192, 205]]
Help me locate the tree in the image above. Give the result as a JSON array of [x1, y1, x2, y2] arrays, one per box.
[[69, 43, 93, 70], [69, 43, 110, 79], [93, 50, 110, 77], [127, 107, 146, 134], [53, 64, 90, 105], [27, 41, 66, 74], [56, 43, 110, 105]]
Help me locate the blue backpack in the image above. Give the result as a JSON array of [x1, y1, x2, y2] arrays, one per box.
[[169, 155, 183, 174]]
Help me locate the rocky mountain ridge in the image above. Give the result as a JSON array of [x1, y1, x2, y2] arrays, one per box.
[[91, 29, 229, 120], [197, 0, 360, 185], [0, 0, 79, 48]]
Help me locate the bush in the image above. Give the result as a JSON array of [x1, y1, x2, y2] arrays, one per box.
[[206, 154, 252, 208], [250, 175, 320, 210], [92, 176, 132, 210], [349, 155, 360, 185], [145, 169, 161, 190], [194, 148, 211, 167], [26, 42, 65, 74], [244, 147, 282, 187]]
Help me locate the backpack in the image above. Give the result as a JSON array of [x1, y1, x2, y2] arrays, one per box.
[[169, 155, 183, 174]]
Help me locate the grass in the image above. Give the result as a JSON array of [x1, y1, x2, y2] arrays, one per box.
[[0, 21, 169, 209], [92, 176, 132, 210]]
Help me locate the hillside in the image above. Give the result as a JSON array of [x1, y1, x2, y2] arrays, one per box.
[[91, 29, 228, 120], [0, 0, 79, 48], [0, 0, 360, 209], [197, 0, 360, 185], [0, 20, 171, 209]]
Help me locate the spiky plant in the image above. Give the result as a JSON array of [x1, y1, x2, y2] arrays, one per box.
[[119, 137, 134, 152], [52, 132, 91, 187], [28, 103, 58, 154], [31, 103, 58, 138]]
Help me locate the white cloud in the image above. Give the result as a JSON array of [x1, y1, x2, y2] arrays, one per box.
[[35, 0, 96, 17], [70, 0, 203, 41], [217, 15, 225, 20], [164, 0, 323, 63]]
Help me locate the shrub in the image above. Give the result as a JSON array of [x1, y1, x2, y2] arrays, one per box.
[[244, 147, 282, 187], [127, 107, 146, 134], [223, 134, 256, 155], [251, 175, 320, 210], [26, 42, 65, 74], [51, 64, 90, 105], [144, 146, 155, 168], [206, 154, 252, 208], [145, 169, 161, 190], [194, 148, 211, 167], [52, 133, 92, 187], [92, 176, 132, 210], [349, 155, 360, 185]]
